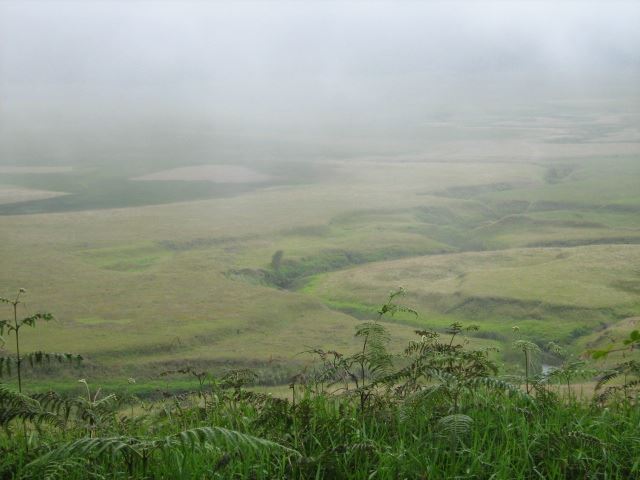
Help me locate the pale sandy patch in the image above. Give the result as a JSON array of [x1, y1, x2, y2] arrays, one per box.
[[0, 166, 73, 174], [0, 185, 68, 205], [133, 165, 273, 184]]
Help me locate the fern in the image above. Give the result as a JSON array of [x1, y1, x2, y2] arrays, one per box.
[[595, 361, 639, 388], [377, 287, 418, 319], [27, 426, 300, 477], [172, 426, 298, 455], [35, 457, 89, 480], [593, 360, 640, 404], [468, 376, 533, 402], [354, 322, 393, 378], [0, 385, 61, 429], [437, 414, 473, 440], [1, 289, 79, 392]]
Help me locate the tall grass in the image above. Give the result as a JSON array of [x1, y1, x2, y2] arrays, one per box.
[[1, 290, 638, 479]]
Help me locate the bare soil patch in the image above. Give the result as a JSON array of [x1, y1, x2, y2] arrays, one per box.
[[0, 185, 68, 205]]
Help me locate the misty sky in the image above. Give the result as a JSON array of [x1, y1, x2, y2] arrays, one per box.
[[1, 1, 639, 164]]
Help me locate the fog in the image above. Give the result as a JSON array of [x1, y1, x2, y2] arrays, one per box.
[[2, 2, 640, 418], [1, 1, 639, 166]]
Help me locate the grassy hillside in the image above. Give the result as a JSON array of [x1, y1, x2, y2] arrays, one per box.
[[306, 245, 640, 345], [0, 106, 639, 393]]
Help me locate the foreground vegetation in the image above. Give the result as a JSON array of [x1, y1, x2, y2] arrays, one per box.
[[1, 290, 638, 479]]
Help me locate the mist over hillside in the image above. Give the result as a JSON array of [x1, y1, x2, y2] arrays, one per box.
[[1, 1, 638, 168], [1, 3, 640, 477]]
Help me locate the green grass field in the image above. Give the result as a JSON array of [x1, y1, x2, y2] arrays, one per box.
[[1, 105, 639, 394]]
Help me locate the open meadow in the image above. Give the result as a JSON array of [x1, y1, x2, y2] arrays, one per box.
[[0, 102, 639, 395]]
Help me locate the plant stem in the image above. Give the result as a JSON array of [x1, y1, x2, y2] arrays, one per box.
[[524, 350, 529, 394], [13, 302, 22, 393]]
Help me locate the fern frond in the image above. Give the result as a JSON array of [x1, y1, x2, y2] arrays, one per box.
[[565, 430, 606, 448], [596, 361, 640, 391], [468, 377, 532, 401], [28, 436, 144, 471], [28, 426, 300, 473], [0, 384, 38, 409], [41, 457, 88, 480], [169, 426, 300, 456], [437, 414, 473, 437], [0, 385, 61, 427], [377, 287, 418, 318]]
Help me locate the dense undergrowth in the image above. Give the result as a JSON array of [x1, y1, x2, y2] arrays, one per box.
[[1, 290, 639, 479]]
